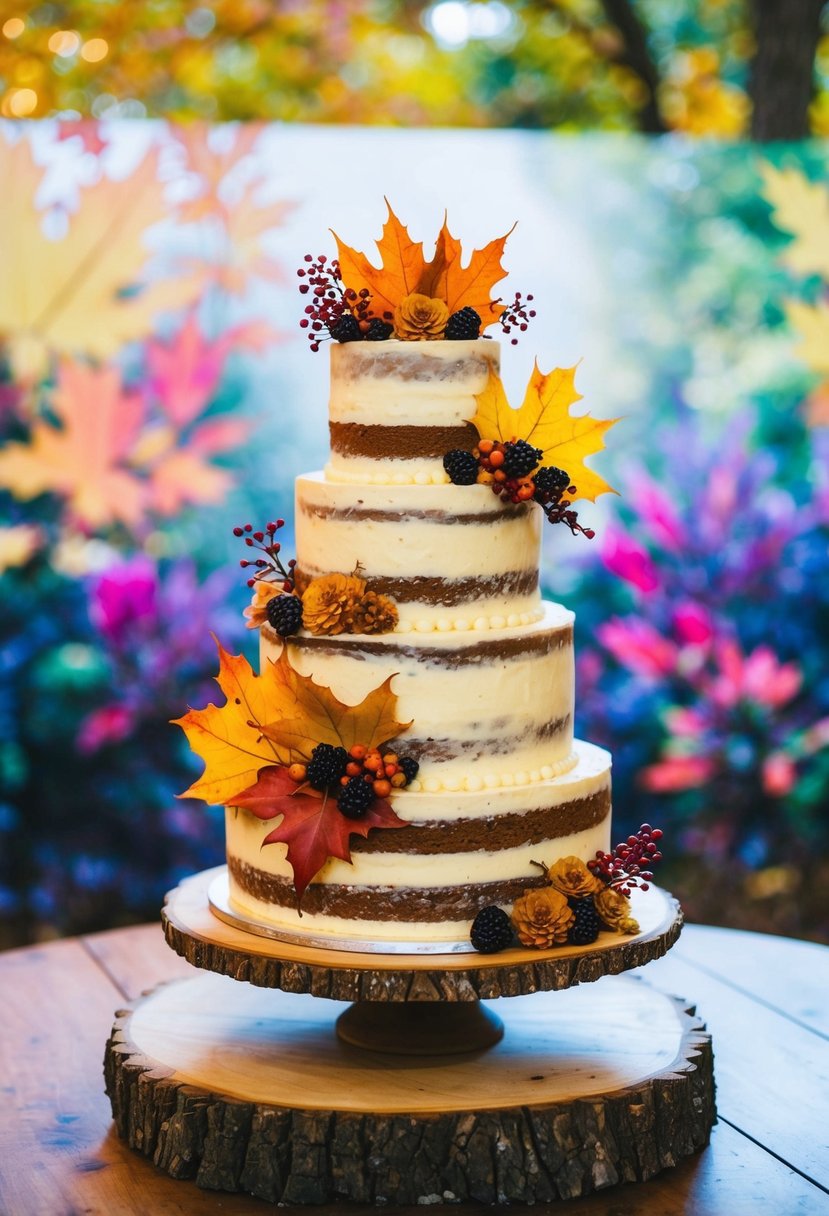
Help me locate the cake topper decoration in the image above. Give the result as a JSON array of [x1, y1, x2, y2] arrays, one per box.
[[298, 200, 535, 350], [174, 643, 417, 902]]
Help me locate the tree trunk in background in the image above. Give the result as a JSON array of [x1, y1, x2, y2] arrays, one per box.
[[599, 0, 669, 134], [749, 0, 824, 140]]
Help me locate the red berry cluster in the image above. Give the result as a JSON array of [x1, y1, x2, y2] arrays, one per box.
[[474, 440, 595, 539], [297, 254, 390, 351], [288, 745, 417, 797], [588, 824, 664, 895], [234, 520, 297, 590], [498, 291, 537, 345]]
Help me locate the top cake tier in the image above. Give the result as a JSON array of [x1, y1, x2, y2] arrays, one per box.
[[326, 339, 497, 485]]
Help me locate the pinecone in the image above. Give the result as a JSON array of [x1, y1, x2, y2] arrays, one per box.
[[365, 317, 393, 341], [534, 465, 571, 503], [470, 905, 514, 953], [306, 743, 348, 791], [328, 314, 362, 343], [443, 449, 479, 485], [445, 307, 482, 340], [338, 776, 375, 819], [502, 439, 543, 478], [567, 897, 602, 946], [398, 755, 419, 785], [265, 594, 303, 637], [347, 590, 398, 635]]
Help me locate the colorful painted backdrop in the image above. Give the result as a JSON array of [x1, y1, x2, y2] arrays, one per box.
[[0, 121, 827, 945]]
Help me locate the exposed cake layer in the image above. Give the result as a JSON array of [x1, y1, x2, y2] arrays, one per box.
[[326, 339, 497, 485], [295, 472, 543, 632], [262, 602, 575, 787], [226, 740, 612, 943]]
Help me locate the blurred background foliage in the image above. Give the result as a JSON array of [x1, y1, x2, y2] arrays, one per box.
[[0, 0, 827, 139], [0, 0, 827, 949]]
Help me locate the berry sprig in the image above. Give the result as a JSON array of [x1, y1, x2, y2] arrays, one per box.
[[442, 441, 595, 539], [234, 520, 297, 591], [287, 743, 419, 820], [588, 824, 664, 895], [497, 292, 537, 346], [297, 254, 393, 351]]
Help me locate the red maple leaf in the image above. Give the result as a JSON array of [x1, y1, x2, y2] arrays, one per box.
[[232, 766, 408, 904]]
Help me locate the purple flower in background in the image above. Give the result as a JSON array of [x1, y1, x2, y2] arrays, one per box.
[[600, 525, 660, 593], [89, 556, 157, 645]]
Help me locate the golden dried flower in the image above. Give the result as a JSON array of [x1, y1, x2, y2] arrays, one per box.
[[511, 887, 574, 949], [347, 590, 398, 635], [393, 292, 449, 341], [594, 885, 632, 932], [302, 573, 366, 636], [618, 915, 640, 936], [546, 856, 604, 900], [244, 580, 280, 630]]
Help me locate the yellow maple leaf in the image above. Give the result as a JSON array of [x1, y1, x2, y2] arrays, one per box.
[[0, 137, 201, 378], [785, 299, 829, 375], [470, 363, 618, 502], [0, 359, 146, 528], [760, 164, 829, 279], [173, 642, 289, 805]]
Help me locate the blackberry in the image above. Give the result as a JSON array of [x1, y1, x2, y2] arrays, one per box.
[[567, 897, 602, 946], [470, 905, 514, 953], [328, 313, 362, 343], [445, 307, 481, 341], [306, 743, 349, 791], [502, 439, 543, 479], [266, 594, 303, 637], [443, 449, 479, 485], [398, 755, 420, 785], [534, 465, 571, 502], [338, 776, 374, 819], [365, 317, 393, 341]]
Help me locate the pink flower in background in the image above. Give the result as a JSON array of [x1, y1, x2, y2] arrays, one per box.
[[600, 526, 660, 593], [633, 473, 686, 551], [76, 704, 135, 754], [597, 616, 678, 678], [673, 601, 715, 647], [89, 556, 157, 646], [640, 754, 717, 792], [664, 706, 708, 737], [709, 640, 802, 710], [762, 752, 798, 798], [706, 465, 738, 523]]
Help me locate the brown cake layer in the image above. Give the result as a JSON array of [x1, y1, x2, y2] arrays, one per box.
[[330, 421, 478, 460], [284, 625, 573, 665], [227, 855, 550, 922], [397, 716, 570, 763], [299, 502, 530, 525], [294, 566, 538, 607]]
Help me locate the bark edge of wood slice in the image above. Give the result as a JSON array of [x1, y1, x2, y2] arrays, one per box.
[[161, 867, 684, 1001]]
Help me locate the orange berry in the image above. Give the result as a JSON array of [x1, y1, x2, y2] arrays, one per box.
[[489, 449, 505, 467], [517, 485, 534, 500], [478, 439, 494, 455], [493, 469, 507, 482], [288, 763, 307, 783], [372, 779, 392, 798], [384, 763, 398, 778], [364, 754, 382, 773], [346, 761, 363, 777], [390, 772, 407, 788], [349, 743, 367, 760], [340, 775, 350, 787], [382, 752, 398, 766]]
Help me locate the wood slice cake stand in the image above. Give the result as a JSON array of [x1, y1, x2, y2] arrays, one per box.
[[104, 867, 716, 1206]]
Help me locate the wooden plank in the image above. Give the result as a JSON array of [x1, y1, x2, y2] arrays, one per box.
[[83, 922, 199, 998], [639, 950, 829, 1189], [673, 925, 829, 1037]]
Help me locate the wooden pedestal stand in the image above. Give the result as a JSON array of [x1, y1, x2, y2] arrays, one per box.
[[105, 868, 715, 1206]]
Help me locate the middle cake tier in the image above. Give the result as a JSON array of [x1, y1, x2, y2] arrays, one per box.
[[261, 601, 575, 789]]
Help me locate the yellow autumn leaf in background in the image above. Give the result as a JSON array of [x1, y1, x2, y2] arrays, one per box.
[[259, 649, 411, 760], [761, 164, 829, 279], [785, 299, 829, 375], [0, 359, 146, 528], [0, 138, 200, 378], [470, 363, 618, 502], [173, 641, 289, 805]]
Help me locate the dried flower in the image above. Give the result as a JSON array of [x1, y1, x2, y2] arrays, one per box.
[[393, 293, 449, 341], [348, 590, 398, 635], [546, 856, 604, 900], [243, 579, 281, 630], [511, 887, 574, 948], [302, 573, 366, 636], [618, 915, 641, 935], [594, 885, 632, 931]]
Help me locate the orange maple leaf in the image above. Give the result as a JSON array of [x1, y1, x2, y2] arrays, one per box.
[[0, 359, 146, 528], [332, 201, 513, 329], [470, 362, 618, 502]]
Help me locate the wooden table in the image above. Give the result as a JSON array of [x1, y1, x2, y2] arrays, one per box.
[[1, 921, 827, 1214]]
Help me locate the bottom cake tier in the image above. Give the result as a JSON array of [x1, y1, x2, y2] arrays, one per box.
[[225, 739, 611, 946]]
